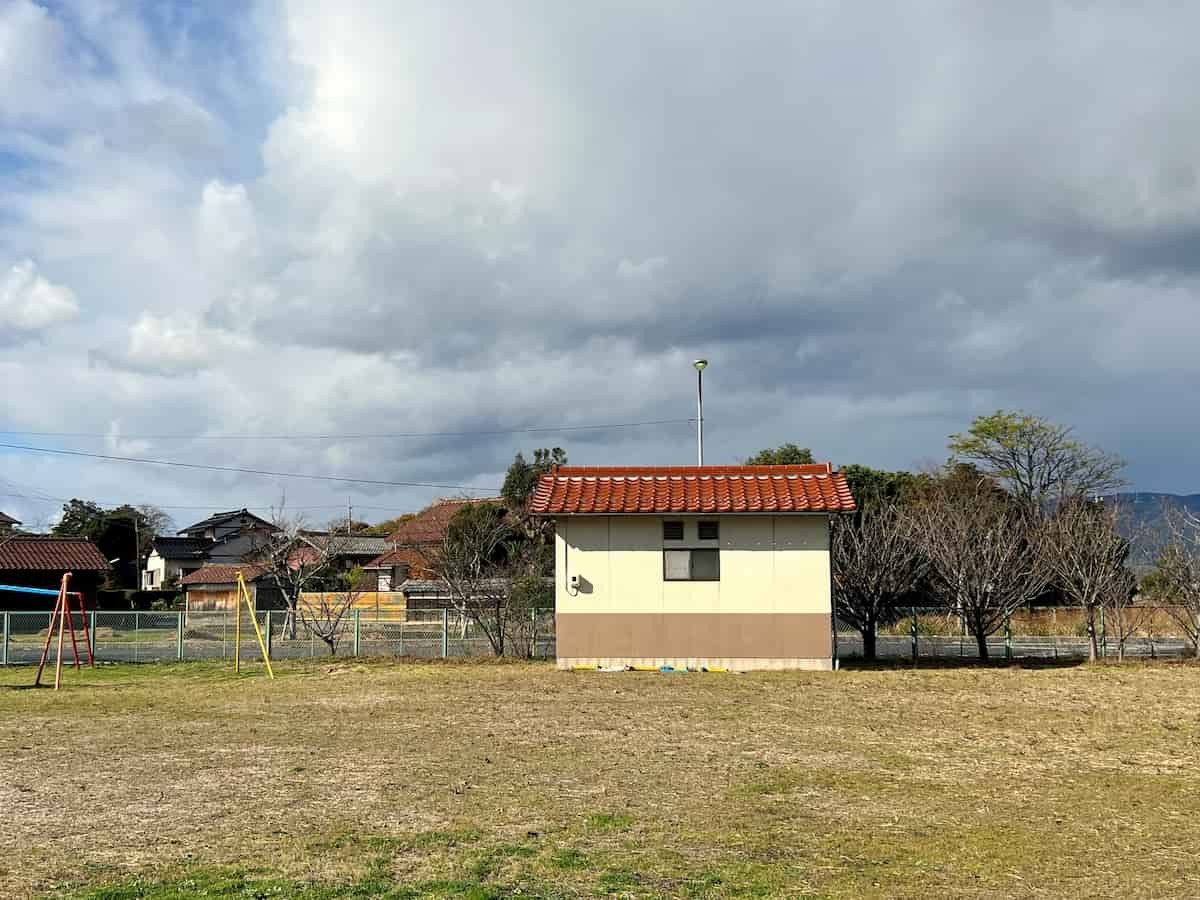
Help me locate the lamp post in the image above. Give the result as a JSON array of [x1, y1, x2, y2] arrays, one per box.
[[693, 359, 708, 466]]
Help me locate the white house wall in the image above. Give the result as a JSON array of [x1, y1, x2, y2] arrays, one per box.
[[555, 515, 833, 671]]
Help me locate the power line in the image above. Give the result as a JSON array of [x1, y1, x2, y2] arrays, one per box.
[[0, 491, 405, 513], [0, 442, 501, 492], [0, 478, 421, 512], [0, 418, 693, 441]]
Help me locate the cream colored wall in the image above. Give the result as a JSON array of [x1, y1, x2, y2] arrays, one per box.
[[555, 515, 831, 614]]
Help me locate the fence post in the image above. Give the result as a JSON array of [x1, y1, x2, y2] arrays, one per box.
[[2, 611, 8, 666], [1099, 606, 1107, 659], [89, 610, 96, 658], [353, 610, 361, 657], [176, 611, 184, 661], [1005, 614, 1012, 660], [265, 612, 273, 659], [910, 607, 918, 663], [441, 608, 449, 658], [134, 610, 140, 664]]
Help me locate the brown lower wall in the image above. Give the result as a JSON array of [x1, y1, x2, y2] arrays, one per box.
[[556, 612, 832, 660]]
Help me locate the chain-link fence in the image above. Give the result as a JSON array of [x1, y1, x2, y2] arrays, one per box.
[[835, 605, 1199, 661], [7, 605, 1192, 666], [0, 608, 556, 665]]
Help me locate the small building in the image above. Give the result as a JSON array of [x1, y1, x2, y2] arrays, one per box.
[[143, 508, 275, 589], [0, 536, 110, 609], [530, 464, 856, 671], [0, 511, 20, 533], [180, 564, 282, 612]]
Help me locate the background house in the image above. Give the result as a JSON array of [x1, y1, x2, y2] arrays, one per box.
[[364, 497, 500, 600], [0, 536, 111, 609], [291, 534, 391, 575], [180, 509, 274, 542], [0, 511, 20, 533], [143, 508, 274, 589], [143, 536, 211, 588], [531, 464, 856, 671]]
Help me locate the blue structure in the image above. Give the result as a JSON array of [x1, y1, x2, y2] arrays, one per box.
[[0, 583, 66, 598]]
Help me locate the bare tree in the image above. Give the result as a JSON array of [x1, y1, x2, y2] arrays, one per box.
[[297, 565, 367, 655], [832, 503, 927, 660], [904, 472, 1047, 659], [424, 500, 531, 657], [1040, 498, 1136, 661], [949, 410, 1125, 516], [1151, 507, 1200, 658], [249, 506, 347, 639], [1101, 568, 1145, 662]]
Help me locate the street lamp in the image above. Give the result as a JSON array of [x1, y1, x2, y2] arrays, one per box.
[[693, 359, 708, 466]]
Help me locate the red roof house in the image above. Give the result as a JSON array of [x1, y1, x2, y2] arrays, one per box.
[[0, 536, 110, 608], [365, 497, 503, 588]]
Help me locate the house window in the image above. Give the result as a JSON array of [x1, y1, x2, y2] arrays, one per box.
[[663, 548, 720, 581], [662, 520, 684, 541], [697, 520, 719, 541], [378, 573, 392, 592]]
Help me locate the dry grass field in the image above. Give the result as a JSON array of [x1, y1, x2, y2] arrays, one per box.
[[2, 658, 1200, 899]]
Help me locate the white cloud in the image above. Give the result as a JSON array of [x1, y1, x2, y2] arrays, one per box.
[[0, 259, 79, 337], [197, 180, 258, 263], [0, 0, 68, 123], [118, 313, 253, 375]]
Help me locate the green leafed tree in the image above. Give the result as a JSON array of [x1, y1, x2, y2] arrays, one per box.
[[840, 464, 923, 510], [501, 447, 567, 509], [948, 410, 1125, 515], [744, 443, 815, 465], [53, 500, 172, 589], [52, 499, 107, 540]]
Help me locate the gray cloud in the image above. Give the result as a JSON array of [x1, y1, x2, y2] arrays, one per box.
[[3, 0, 1200, 525]]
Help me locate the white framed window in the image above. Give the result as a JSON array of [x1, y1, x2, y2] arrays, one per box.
[[663, 548, 720, 581]]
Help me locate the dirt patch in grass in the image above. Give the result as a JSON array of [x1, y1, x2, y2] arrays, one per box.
[[2, 659, 1200, 897]]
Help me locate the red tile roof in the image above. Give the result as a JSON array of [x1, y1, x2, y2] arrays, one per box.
[[0, 536, 110, 571], [529, 465, 856, 515], [180, 564, 266, 586], [388, 497, 503, 545]]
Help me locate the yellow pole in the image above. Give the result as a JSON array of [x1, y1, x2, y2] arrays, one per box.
[[53, 577, 68, 691], [237, 571, 274, 679], [234, 571, 242, 673]]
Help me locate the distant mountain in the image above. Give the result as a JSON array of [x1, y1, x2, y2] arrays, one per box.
[[1106, 493, 1200, 572]]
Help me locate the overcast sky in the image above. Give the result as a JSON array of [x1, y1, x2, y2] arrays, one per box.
[[3, 1, 1199, 529]]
